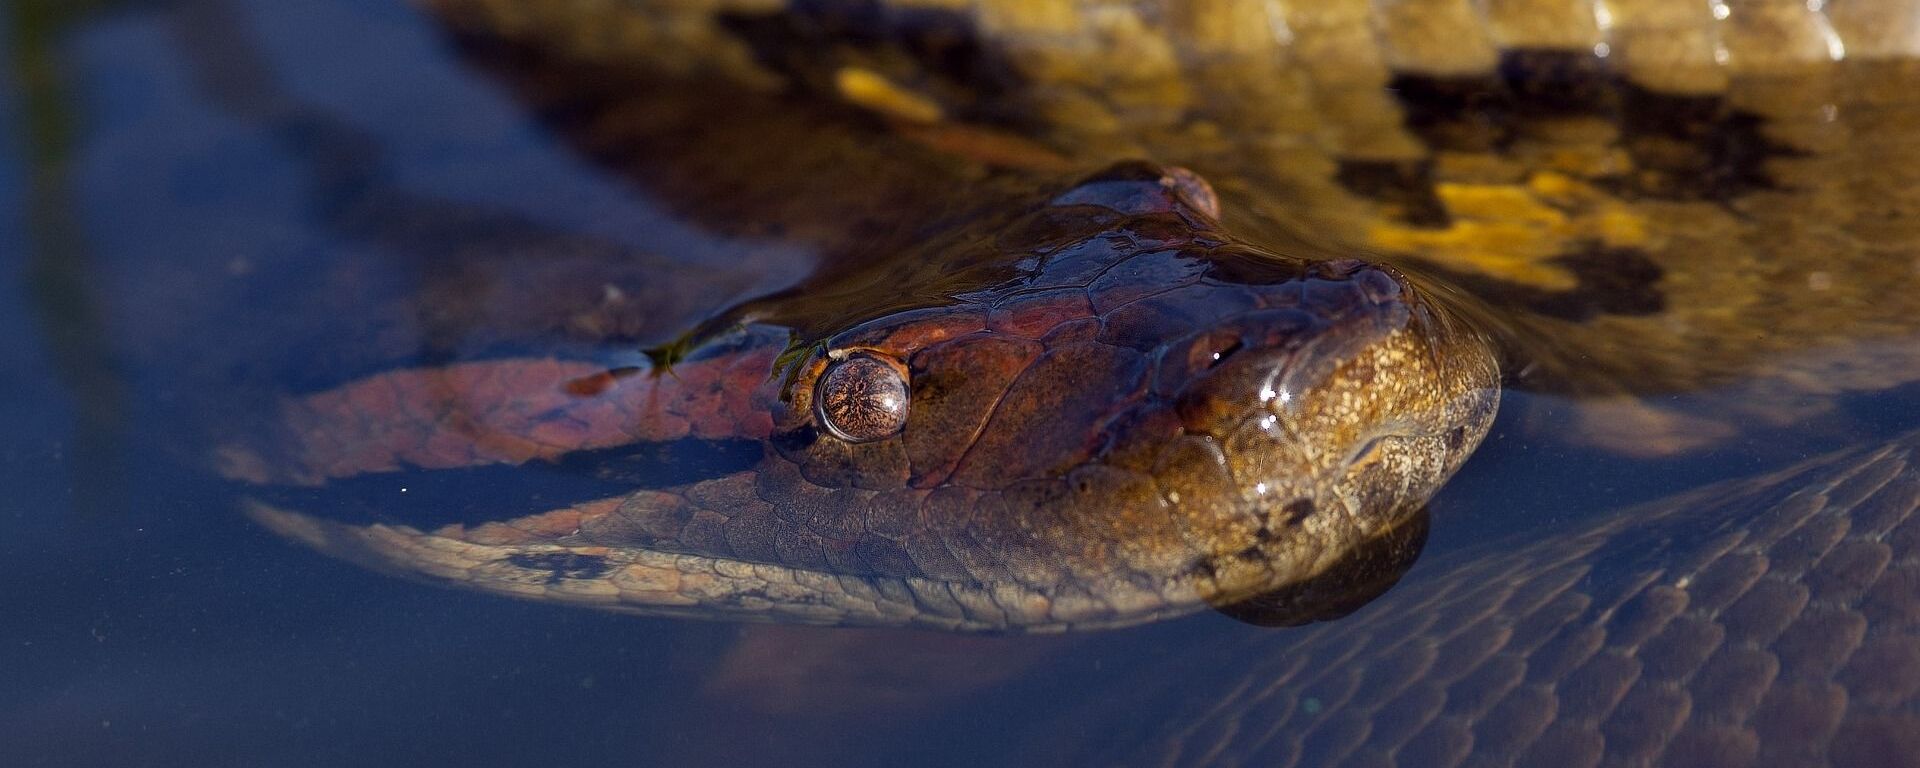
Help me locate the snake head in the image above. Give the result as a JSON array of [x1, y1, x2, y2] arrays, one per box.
[[764, 163, 1501, 625]]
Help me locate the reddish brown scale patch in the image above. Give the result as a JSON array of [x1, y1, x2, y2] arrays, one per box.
[[252, 349, 781, 484], [418, 425, 482, 471], [524, 411, 594, 449], [578, 489, 689, 542], [557, 395, 630, 445], [629, 407, 691, 443], [563, 367, 633, 397], [827, 305, 988, 354], [342, 374, 404, 422], [948, 341, 1147, 488], [986, 289, 1095, 338], [902, 335, 1040, 488], [1039, 316, 1103, 345]]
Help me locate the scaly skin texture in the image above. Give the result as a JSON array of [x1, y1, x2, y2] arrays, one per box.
[[424, 0, 1920, 455], [195, 1, 1920, 765], [1023, 427, 1920, 768], [174, 1, 1499, 631], [234, 163, 1498, 631]]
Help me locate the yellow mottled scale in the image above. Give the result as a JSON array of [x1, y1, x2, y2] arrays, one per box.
[[1604, 0, 1730, 94], [1479, 0, 1604, 51], [1371, 0, 1503, 75]]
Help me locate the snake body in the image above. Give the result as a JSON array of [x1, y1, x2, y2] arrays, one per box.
[[428, 0, 1920, 447], [212, 1, 1920, 760], [1028, 427, 1920, 767]]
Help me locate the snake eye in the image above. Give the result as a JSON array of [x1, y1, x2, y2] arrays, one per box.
[[814, 352, 910, 443]]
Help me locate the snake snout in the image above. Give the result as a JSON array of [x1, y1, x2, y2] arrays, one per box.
[[1164, 265, 1416, 442], [1157, 259, 1495, 548]]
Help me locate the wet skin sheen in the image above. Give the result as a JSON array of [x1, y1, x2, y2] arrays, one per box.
[[233, 164, 1498, 631]]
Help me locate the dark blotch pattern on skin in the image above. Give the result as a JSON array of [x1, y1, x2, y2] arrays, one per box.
[[1335, 160, 1452, 229], [1377, 49, 1791, 206], [503, 552, 613, 582], [1408, 246, 1666, 322]]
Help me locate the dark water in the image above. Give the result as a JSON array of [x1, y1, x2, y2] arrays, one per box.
[[6, 2, 1917, 766]]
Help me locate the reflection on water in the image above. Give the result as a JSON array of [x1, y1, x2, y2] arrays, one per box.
[[6, 0, 1920, 766]]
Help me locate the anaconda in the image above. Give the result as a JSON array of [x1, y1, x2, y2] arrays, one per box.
[[174, 0, 1920, 762], [214, 10, 1511, 631], [220, 0, 1920, 623], [421, 0, 1920, 453]]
